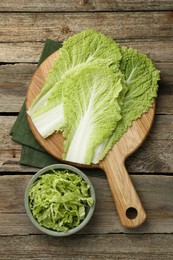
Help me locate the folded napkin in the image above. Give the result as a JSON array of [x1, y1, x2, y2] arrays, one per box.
[[10, 39, 104, 177]]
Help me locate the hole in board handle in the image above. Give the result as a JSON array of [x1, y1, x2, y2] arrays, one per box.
[[126, 207, 138, 219]]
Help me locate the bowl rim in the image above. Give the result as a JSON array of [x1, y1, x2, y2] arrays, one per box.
[[24, 164, 96, 237]]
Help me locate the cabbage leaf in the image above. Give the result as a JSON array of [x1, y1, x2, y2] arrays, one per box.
[[27, 29, 121, 137], [62, 61, 124, 164], [92, 47, 160, 163]]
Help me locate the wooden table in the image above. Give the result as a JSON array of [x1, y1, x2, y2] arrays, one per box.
[[0, 1, 173, 259]]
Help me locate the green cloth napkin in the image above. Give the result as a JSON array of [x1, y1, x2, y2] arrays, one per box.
[[10, 39, 105, 177], [10, 39, 63, 168]]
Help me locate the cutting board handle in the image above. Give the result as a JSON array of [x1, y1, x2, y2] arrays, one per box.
[[101, 148, 146, 228]]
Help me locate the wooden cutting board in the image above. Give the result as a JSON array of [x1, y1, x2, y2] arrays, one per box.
[[26, 50, 156, 228]]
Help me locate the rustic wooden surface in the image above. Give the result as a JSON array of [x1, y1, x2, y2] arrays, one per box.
[[0, 1, 173, 259]]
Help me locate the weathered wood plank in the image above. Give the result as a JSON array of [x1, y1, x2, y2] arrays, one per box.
[[126, 139, 173, 173], [1, 40, 173, 63], [1, 94, 173, 115], [0, 234, 172, 259], [0, 12, 172, 43], [0, 62, 172, 113], [0, 42, 43, 63], [0, 63, 34, 113], [0, 174, 172, 235], [0, 0, 173, 12], [0, 116, 173, 173], [156, 95, 173, 114], [2, 139, 172, 173], [0, 163, 38, 173]]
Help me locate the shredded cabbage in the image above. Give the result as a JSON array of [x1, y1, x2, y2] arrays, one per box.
[[29, 170, 94, 232]]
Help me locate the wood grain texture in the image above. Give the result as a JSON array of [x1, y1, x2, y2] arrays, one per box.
[[1, 111, 173, 173], [0, 175, 172, 235], [0, 12, 172, 43], [0, 234, 172, 259], [0, 64, 172, 113], [0, 0, 173, 12], [0, 40, 173, 63]]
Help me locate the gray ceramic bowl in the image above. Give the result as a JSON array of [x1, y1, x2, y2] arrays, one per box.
[[24, 164, 96, 237]]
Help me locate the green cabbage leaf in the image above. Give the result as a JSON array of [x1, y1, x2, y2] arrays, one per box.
[[62, 61, 124, 164], [92, 47, 160, 163], [27, 29, 121, 137]]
